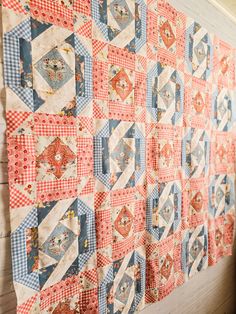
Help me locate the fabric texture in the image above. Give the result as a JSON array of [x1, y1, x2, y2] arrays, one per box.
[[2, 0, 236, 313]]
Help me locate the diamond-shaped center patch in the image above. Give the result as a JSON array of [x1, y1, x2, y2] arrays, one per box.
[[190, 238, 203, 259], [220, 56, 229, 74], [216, 186, 224, 204], [194, 41, 206, 64], [160, 142, 173, 167], [110, 138, 135, 172], [193, 91, 205, 113], [110, 0, 134, 30], [111, 68, 133, 102], [192, 143, 204, 163], [35, 48, 73, 91], [114, 206, 134, 238], [159, 82, 174, 108], [215, 229, 223, 246], [159, 198, 173, 223], [37, 137, 76, 179], [160, 20, 176, 49], [160, 253, 173, 280], [218, 101, 227, 118], [190, 191, 203, 212], [115, 272, 133, 304], [41, 223, 76, 261]]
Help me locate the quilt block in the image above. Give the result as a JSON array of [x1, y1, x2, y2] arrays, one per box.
[[1, 0, 236, 313]]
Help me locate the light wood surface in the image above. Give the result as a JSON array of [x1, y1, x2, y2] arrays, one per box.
[[0, 1, 235, 314]]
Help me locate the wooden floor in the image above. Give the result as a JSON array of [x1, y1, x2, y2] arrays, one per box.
[[0, 1, 236, 313]]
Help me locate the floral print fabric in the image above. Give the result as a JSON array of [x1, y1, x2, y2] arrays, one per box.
[[2, 0, 236, 313]]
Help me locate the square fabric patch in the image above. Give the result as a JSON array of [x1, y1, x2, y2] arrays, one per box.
[[2, 0, 236, 313]]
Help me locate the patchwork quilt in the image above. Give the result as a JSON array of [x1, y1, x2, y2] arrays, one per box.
[[1, 0, 236, 313]]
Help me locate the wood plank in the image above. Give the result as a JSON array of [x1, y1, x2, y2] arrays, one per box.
[[0, 273, 14, 297], [0, 131, 6, 145], [0, 237, 12, 272], [0, 161, 8, 183], [0, 184, 9, 207], [0, 217, 10, 238], [0, 120, 6, 129], [214, 294, 236, 314], [0, 144, 8, 162], [0, 184, 10, 237], [4, 310, 16, 314], [0, 208, 10, 238], [0, 100, 5, 116], [0, 291, 17, 314], [0, 63, 4, 99]]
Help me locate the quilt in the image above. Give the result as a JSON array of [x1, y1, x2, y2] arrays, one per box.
[[1, 0, 236, 313]]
